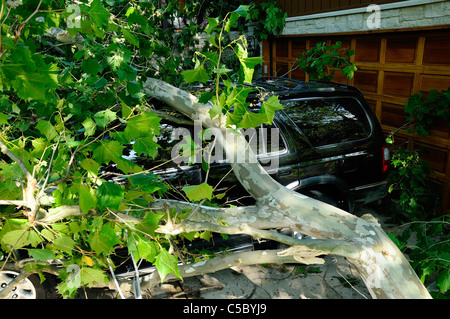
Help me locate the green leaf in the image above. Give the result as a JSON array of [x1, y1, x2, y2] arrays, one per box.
[[205, 17, 218, 34], [154, 247, 181, 282], [123, 29, 139, 47], [240, 56, 263, 84], [36, 120, 58, 141], [124, 112, 161, 140], [0, 113, 8, 125], [135, 212, 163, 236], [87, 0, 111, 27], [93, 109, 117, 129], [88, 224, 122, 255], [82, 118, 96, 137], [82, 58, 102, 76], [27, 249, 56, 262], [233, 5, 250, 17], [80, 158, 100, 176], [80, 267, 109, 286], [79, 185, 97, 214], [239, 111, 268, 129], [260, 95, 283, 123], [96, 182, 125, 211], [182, 182, 214, 201], [181, 66, 209, 84], [437, 269, 450, 293], [92, 140, 125, 164], [51, 235, 75, 256], [133, 136, 159, 158]]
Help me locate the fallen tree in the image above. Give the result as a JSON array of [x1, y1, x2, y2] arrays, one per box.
[[139, 77, 432, 299]]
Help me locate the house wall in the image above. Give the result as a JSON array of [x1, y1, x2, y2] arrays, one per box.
[[280, 0, 450, 35], [262, 0, 450, 214]]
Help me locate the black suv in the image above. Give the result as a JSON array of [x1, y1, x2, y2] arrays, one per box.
[[148, 76, 390, 212]]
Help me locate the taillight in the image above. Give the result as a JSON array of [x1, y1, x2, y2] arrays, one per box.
[[382, 146, 390, 174]]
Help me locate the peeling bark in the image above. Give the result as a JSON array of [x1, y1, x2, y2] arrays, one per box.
[[143, 78, 432, 299]]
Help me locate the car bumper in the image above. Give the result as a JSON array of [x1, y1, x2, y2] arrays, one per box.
[[350, 180, 389, 206]]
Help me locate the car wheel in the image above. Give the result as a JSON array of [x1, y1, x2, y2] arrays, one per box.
[[0, 269, 57, 299], [302, 189, 339, 207]]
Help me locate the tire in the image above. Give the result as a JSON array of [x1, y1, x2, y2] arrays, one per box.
[[0, 269, 59, 299], [303, 189, 338, 206]]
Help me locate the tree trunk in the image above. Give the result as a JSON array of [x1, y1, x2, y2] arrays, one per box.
[[143, 78, 432, 299]]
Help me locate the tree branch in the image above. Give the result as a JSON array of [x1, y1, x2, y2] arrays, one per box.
[[0, 138, 33, 181], [157, 221, 362, 260], [137, 249, 311, 292], [0, 138, 38, 218]]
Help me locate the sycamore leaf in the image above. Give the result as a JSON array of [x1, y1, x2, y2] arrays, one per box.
[[88, 224, 122, 255], [154, 247, 182, 282], [87, 0, 110, 27], [436, 269, 450, 293], [124, 112, 161, 140], [27, 249, 55, 262], [79, 185, 97, 214], [82, 118, 96, 137], [240, 57, 263, 84], [51, 235, 75, 256], [96, 182, 125, 211], [260, 95, 284, 123], [92, 140, 125, 164], [123, 29, 139, 47], [93, 109, 117, 129], [133, 136, 159, 158], [239, 111, 268, 129], [135, 212, 163, 236], [205, 17, 218, 34], [36, 120, 58, 141], [182, 182, 214, 201], [0, 113, 8, 125], [181, 66, 209, 84], [80, 158, 100, 176], [80, 267, 109, 287]]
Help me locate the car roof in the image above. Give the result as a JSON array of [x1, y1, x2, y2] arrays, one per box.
[[251, 76, 361, 99]]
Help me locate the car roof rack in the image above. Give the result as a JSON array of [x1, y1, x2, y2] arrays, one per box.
[[254, 76, 310, 91]]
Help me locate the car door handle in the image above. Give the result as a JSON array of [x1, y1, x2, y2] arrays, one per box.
[[277, 167, 292, 177]]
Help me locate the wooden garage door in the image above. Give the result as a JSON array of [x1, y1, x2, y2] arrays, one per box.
[[262, 28, 450, 214]]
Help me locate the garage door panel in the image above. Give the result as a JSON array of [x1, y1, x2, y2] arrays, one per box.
[[385, 37, 417, 64], [420, 74, 450, 94], [381, 102, 407, 128], [354, 70, 378, 93], [423, 36, 450, 65], [355, 38, 381, 62], [383, 72, 414, 97]]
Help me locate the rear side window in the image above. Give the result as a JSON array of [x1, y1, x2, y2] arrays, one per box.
[[283, 97, 371, 147]]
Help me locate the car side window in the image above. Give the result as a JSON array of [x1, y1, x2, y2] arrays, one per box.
[[283, 97, 371, 147], [255, 123, 287, 156]]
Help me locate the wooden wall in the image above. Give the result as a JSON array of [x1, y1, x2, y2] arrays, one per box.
[[262, 28, 450, 214]]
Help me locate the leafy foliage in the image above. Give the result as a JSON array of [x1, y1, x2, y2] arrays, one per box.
[[404, 88, 450, 136], [296, 41, 357, 81], [386, 146, 449, 298], [248, 0, 287, 41], [182, 7, 283, 130], [389, 217, 450, 298], [0, 1, 281, 298], [387, 147, 439, 220]]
